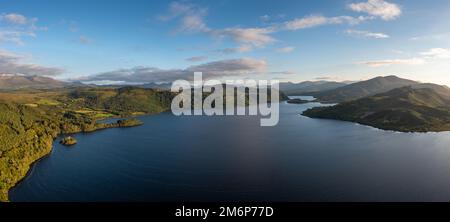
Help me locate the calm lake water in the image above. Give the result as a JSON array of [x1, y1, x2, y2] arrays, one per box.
[[10, 97, 450, 202]]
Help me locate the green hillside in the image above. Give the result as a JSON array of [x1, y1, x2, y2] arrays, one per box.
[[303, 84, 450, 132], [0, 87, 174, 201], [311, 76, 419, 103]]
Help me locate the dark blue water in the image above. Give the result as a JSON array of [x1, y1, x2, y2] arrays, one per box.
[[9, 99, 450, 201]]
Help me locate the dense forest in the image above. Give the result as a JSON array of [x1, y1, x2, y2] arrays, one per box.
[[0, 87, 174, 201]]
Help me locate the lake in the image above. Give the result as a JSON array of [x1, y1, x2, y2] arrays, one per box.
[[9, 98, 450, 201]]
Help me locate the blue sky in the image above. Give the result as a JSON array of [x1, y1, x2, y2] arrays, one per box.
[[1, 0, 450, 85]]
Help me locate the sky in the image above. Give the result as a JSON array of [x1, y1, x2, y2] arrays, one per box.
[[1, 0, 450, 85]]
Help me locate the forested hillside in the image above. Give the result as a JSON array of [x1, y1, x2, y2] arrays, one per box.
[[0, 87, 174, 201], [303, 84, 450, 132]]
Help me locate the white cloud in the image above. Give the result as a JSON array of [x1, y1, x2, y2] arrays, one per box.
[[217, 45, 253, 54], [186, 56, 208, 62], [346, 29, 389, 39], [214, 28, 275, 47], [159, 2, 376, 52], [160, 3, 275, 48], [283, 15, 367, 30], [0, 13, 46, 45], [276, 46, 295, 53], [157, 2, 196, 21], [284, 15, 328, 30], [217, 15, 368, 47], [359, 58, 425, 67], [180, 14, 210, 32], [0, 13, 45, 31], [349, 0, 401, 21], [420, 48, 450, 59], [190, 58, 267, 74], [0, 30, 31, 45], [260, 15, 270, 22], [359, 47, 450, 67], [0, 50, 63, 76], [158, 2, 387, 53], [0, 13, 28, 25], [79, 58, 268, 84], [158, 2, 209, 33]]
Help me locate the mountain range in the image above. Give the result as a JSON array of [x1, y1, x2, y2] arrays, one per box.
[[3, 73, 450, 132], [309, 76, 419, 103], [0, 75, 67, 89], [280, 81, 348, 96]]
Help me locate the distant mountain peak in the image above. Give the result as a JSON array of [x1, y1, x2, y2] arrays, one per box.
[[303, 82, 450, 132], [311, 76, 419, 103], [280, 80, 348, 96], [0, 74, 67, 89]]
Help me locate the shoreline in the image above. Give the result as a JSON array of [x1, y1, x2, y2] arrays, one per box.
[[300, 98, 450, 134], [2, 115, 148, 202], [6, 146, 54, 201], [301, 113, 450, 134]]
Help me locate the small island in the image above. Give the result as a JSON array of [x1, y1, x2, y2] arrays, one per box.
[[287, 99, 309, 104], [60, 136, 77, 146]]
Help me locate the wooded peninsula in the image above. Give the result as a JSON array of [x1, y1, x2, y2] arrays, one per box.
[[0, 87, 174, 201]]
